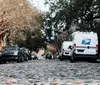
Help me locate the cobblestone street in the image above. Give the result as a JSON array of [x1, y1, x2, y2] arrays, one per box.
[[0, 60, 100, 85]]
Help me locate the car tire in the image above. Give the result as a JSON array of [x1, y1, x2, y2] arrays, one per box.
[[90, 54, 98, 63], [91, 57, 97, 63], [2, 61, 6, 64], [45, 56, 47, 59], [45, 54, 52, 59], [59, 55, 63, 61], [0, 59, 2, 64], [36, 57, 38, 60], [29, 56, 32, 60], [25, 56, 28, 61], [93, 58, 97, 63], [30, 57, 32, 60], [17, 56, 21, 63], [21, 55, 24, 62]]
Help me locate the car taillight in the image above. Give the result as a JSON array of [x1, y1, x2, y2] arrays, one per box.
[[96, 44, 98, 52], [74, 44, 76, 47]]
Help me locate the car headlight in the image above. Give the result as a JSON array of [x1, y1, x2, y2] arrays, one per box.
[[31, 55, 34, 58], [13, 52, 18, 55]]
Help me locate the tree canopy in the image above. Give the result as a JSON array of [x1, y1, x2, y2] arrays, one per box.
[[0, 0, 44, 50], [44, 0, 100, 39], [0, 0, 42, 32]]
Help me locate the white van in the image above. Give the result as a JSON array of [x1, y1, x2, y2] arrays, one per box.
[[70, 31, 98, 62], [59, 41, 74, 60]]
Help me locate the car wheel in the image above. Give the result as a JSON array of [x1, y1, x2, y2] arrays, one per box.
[[36, 57, 38, 60], [17, 56, 21, 63], [94, 58, 97, 63], [29, 57, 32, 60], [25, 56, 28, 61], [2, 60, 6, 64], [33, 56, 38, 60], [21, 55, 24, 62], [91, 58, 97, 63], [0, 59, 2, 64], [29, 56, 32, 60], [45, 56, 47, 59], [45, 54, 52, 59], [59, 55, 63, 61]]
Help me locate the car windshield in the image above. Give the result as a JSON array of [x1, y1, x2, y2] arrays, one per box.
[[2, 46, 18, 51]]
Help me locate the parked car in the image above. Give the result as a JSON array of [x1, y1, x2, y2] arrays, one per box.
[[59, 41, 74, 60], [45, 52, 53, 59], [70, 31, 98, 62], [20, 47, 29, 61], [31, 53, 38, 60], [1, 45, 24, 63], [25, 48, 31, 60], [0, 52, 2, 63]]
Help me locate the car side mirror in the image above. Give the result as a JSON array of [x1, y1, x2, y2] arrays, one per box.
[[68, 45, 72, 50]]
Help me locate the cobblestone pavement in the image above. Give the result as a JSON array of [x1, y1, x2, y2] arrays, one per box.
[[0, 59, 100, 85]]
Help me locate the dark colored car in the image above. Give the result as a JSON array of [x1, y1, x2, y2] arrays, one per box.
[[25, 48, 31, 60], [1, 45, 24, 63], [20, 47, 30, 61], [31, 53, 38, 60], [45, 53, 53, 59], [0, 52, 2, 63]]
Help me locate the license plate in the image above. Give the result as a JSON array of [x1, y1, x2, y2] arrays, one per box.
[[77, 49, 84, 52]]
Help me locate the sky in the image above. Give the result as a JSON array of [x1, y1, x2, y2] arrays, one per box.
[[28, 0, 49, 12]]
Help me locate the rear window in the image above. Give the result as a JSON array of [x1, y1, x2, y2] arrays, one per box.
[[2, 46, 18, 51], [62, 42, 73, 49]]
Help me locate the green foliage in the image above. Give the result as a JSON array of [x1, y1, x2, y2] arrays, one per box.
[[44, 0, 100, 34], [12, 29, 45, 51]]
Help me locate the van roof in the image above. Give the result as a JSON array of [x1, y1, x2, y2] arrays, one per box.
[[73, 31, 96, 34], [72, 31, 97, 37], [62, 41, 73, 44]]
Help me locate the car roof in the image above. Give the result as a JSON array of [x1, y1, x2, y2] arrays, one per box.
[[2, 45, 19, 48]]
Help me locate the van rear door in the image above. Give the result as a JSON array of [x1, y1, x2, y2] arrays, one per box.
[[74, 33, 98, 55]]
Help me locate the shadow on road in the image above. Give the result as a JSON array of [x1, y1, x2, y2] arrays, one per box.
[[61, 57, 100, 63]]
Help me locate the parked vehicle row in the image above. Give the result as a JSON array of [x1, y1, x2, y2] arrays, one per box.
[[20, 47, 31, 61], [1, 45, 21, 63], [58, 41, 74, 61], [0, 45, 38, 63], [0, 31, 98, 63], [58, 31, 99, 62], [31, 53, 38, 60]]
